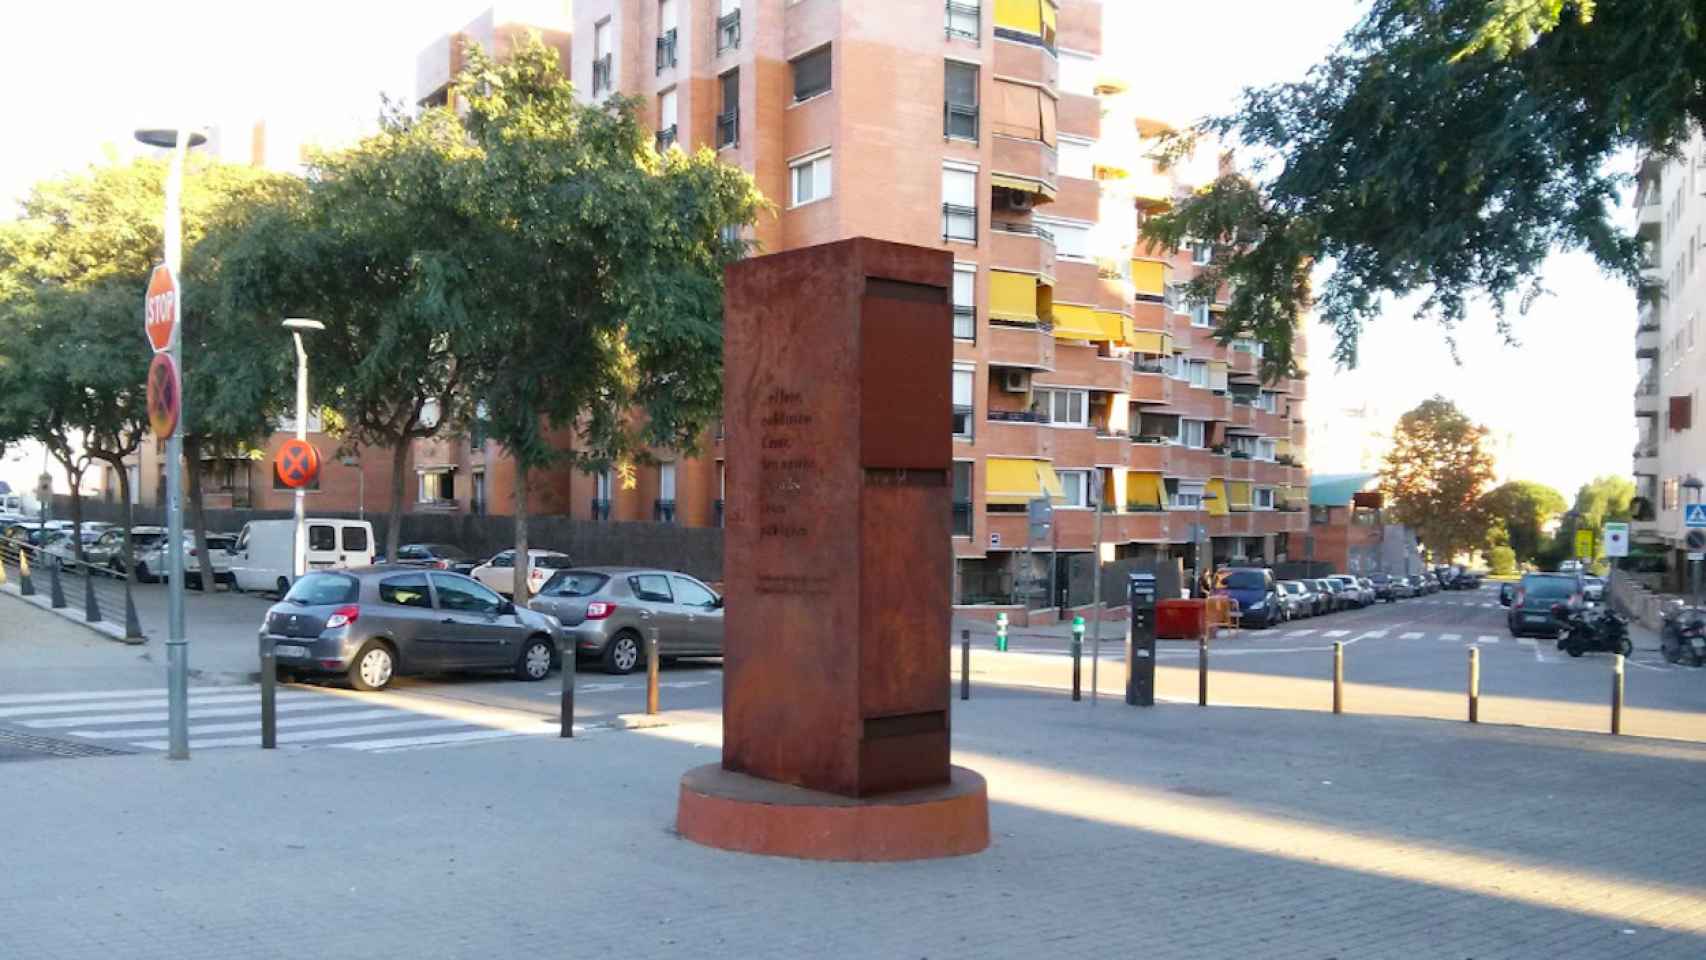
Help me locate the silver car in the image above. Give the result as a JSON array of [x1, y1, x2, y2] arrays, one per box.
[[529, 566, 723, 674], [258, 567, 566, 691]]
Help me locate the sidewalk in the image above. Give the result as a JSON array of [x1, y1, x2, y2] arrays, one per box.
[[0, 592, 255, 694], [4, 682, 1706, 958]]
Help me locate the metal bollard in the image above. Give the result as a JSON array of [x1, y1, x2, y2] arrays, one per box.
[[260, 647, 277, 749], [995, 611, 1008, 652], [560, 639, 576, 738], [1332, 641, 1344, 715], [49, 560, 65, 609], [84, 569, 102, 622], [1198, 635, 1209, 706], [1070, 616, 1084, 702], [646, 626, 661, 716], [1611, 653, 1624, 736], [123, 581, 143, 641], [1467, 647, 1480, 723], [18, 550, 33, 597], [960, 629, 971, 701]]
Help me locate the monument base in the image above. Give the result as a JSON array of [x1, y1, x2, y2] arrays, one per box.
[[676, 763, 990, 862]]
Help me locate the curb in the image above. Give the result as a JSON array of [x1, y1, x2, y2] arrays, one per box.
[[0, 581, 142, 645]]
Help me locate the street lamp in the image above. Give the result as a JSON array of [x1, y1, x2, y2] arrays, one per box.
[[283, 318, 325, 579], [136, 125, 205, 762]]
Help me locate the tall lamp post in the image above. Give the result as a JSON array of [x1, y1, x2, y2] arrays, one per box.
[[1684, 475, 1703, 605], [136, 126, 206, 762], [283, 319, 325, 578]]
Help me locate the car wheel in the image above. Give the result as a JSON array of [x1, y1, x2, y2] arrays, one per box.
[[187, 573, 202, 591], [515, 636, 555, 681], [230, 579, 244, 595], [603, 630, 642, 675], [135, 561, 152, 584], [1566, 645, 1584, 658], [1620, 638, 1633, 657], [349, 642, 396, 691]]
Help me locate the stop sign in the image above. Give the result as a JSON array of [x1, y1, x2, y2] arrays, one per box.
[[144, 264, 178, 353]]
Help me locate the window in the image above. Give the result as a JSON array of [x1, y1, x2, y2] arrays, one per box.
[[419, 470, 454, 503], [789, 151, 832, 207], [1257, 439, 1278, 462], [952, 461, 973, 537], [546, 571, 609, 598], [945, 61, 979, 141], [952, 264, 976, 339], [656, 0, 678, 72], [629, 573, 673, 603], [1190, 303, 1213, 328], [717, 0, 741, 52], [431, 573, 502, 614], [1058, 136, 1093, 180], [1035, 387, 1087, 427], [660, 463, 677, 501], [283, 573, 358, 606], [942, 164, 978, 242], [490, 550, 514, 569], [717, 70, 739, 147], [592, 19, 613, 96], [946, 0, 980, 40], [1191, 241, 1213, 265], [792, 45, 831, 101], [395, 545, 424, 561], [1257, 391, 1279, 413], [1043, 219, 1091, 260], [379, 573, 432, 609], [342, 526, 368, 552], [1167, 479, 1205, 510], [1230, 435, 1256, 457], [952, 366, 975, 438], [471, 470, 486, 516], [1057, 470, 1089, 508], [1178, 419, 1206, 448], [308, 524, 335, 552], [1058, 49, 1095, 97], [1254, 488, 1276, 510], [1175, 358, 1208, 387], [656, 89, 678, 150], [672, 577, 719, 609]]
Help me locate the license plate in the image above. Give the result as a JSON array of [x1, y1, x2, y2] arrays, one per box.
[[273, 644, 308, 658], [1524, 614, 1550, 623]]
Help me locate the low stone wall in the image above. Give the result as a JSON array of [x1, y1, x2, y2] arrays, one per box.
[[1610, 569, 1680, 631]]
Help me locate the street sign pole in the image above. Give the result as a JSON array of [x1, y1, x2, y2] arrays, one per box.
[[163, 127, 189, 761]]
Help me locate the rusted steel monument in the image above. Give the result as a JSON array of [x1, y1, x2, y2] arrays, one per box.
[[675, 238, 990, 860]]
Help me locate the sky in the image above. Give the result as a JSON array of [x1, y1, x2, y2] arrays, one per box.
[[1, 0, 1636, 501]]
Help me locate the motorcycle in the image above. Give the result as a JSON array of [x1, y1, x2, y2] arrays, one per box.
[[1552, 603, 1633, 658], [1660, 605, 1706, 667]]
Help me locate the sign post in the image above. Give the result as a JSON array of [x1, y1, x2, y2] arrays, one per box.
[[1602, 522, 1629, 559], [1574, 528, 1595, 562], [149, 224, 189, 760]]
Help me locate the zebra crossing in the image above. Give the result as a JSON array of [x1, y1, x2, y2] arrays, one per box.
[[1274, 628, 1505, 646], [0, 685, 558, 754]]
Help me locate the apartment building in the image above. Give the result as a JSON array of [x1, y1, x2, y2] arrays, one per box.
[[393, 1, 1310, 602], [1632, 132, 1706, 576]]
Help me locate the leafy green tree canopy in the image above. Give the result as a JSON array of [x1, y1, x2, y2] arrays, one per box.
[[1141, 0, 1703, 372], [1379, 395, 1497, 563], [1480, 480, 1567, 562]]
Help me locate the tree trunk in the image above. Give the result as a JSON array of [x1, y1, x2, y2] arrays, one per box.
[[184, 435, 212, 591], [67, 471, 83, 564], [513, 462, 530, 600], [115, 457, 134, 582], [387, 440, 409, 562]]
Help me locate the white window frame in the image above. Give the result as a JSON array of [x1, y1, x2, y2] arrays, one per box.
[[1178, 418, 1206, 449], [1038, 216, 1092, 261], [1257, 390, 1279, 413], [1191, 240, 1213, 265], [1169, 480, 1205, 510], [942, 162, 979, 244], [946, 0, 980, 40], [952, 263, 976, 340], [1057, 135, 1095, 180], [659, 0, 678, 32], [593, 18, 614, 97], [1254, 487, 1276, 510], [1035, 387, 1088, 427], [1190, 303, 1213, 328], [1057, 48, 1096, 98], [789, 149, 832, 208], [659, 88, 678, 131], [596, 469, 613, 500], [659, 462, 678, 501], [952, 365, 975, 438], [1056, 470, 1090, 509], [1257, 439, 1278, 462]]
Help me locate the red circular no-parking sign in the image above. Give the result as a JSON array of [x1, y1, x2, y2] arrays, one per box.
[[146, 353, 180, 440], [274, 439, 321, 489]]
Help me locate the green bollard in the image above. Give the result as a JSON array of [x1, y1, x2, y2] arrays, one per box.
[[995, 612, 1008, 652]]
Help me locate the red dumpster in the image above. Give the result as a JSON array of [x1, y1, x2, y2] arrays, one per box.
[[1155, 599, 1208, 639]]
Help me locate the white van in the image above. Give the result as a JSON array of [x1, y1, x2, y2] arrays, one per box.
[[230, 518, 375, 595]]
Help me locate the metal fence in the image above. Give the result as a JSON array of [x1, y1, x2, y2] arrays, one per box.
[[1, 537, 144, 639]]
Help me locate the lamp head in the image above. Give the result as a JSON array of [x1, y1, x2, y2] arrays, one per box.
[[282, 318, 326, 332], [134, 128, 208, 149]]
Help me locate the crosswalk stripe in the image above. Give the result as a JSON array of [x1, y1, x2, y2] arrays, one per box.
[[1440, 633, 1461, 641], [1476, 635, 1500, 644], [337, 727, 542, 752], [0, 687, 166, 706], [0, 691, 311, 719], [1400, 632, 1424, 640], [1286, 629, 1315, 637], [1323, 630, 1350, 637], [62, 707, 398, 740], [23, 698, 347, 729], [133, 717, 468, 751], [1360, 630, 1388, 639]]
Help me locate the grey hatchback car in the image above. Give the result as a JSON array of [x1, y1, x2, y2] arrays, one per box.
[[529, 566, 723, 674], [258, 568, 566, 691]]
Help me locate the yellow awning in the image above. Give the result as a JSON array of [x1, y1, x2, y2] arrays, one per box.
[[1127, 471, 1164, 509], [1040, 0, 1057, 37], [1132, 259, 1167, 297], [990, 173, 1057, 201], [1228, 481, 1252, 510], [1093, 162, 1129, 180], [1208, 360, 1229, 392], [990, 271, 1039, 324], [987, 458, 1063, 505], [1204, 478, 1230, 516], [994, 0, 1042, 34], [1051, 303, 1100, 341], [1095, 310, 1129, 345], [1128, 330, 1171, 355], [1276, 438, 1294, 458]]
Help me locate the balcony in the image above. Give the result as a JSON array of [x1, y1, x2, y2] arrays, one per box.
[[990, 220, 1055, 279], [1636, 377, 1660, 417], [1638, 302, 1659, 332], [716, 109, 739, 149], [1637, 191, 1662, 239], [1129, 438, 1173, 474], [717, 10, 741, 53], [1130, 361, 1170, 404], [988, 323, 1055, 370], [1636, 325, 1659, 359], [656, 29, 677, 73], [992, 32, 1057, 89], [1634, 443, 1660, 472], [1050, 345, 1129, 394], [981, 411, 1046, 458], [1131, 168, 1175, 210], [655, 125, 678, 151], [992, 136, 1058, 201]]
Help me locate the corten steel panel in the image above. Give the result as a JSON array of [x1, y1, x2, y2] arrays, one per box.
[[723, 237, 953, 798]]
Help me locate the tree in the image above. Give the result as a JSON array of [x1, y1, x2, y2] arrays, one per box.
[[1141, 0, 1703, 370], [1379, 396, 1497, 563], [1487, 544, 1517, 577], [1480, 480, 1567, 563], [1571, 474, 1635, 536], [448, 38, 766, 598]]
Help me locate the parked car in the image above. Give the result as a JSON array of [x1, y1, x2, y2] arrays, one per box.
[[529, 566, 723, 674], [1310, 578, 1341, 612], [1356, 577, 1378, 606], [1328, 575, 1365, 609], [1214, 567, 1284, 629], [1389, 576, 1417, 599], [391, 543, 478, 575], [1582, 576, 1606, 604], [472, 549, 575, 598], [230, 518, 376, 596], [1504, 572, 1579, 638], [1278, 580, 1314, 619], [93, 526, 169, 579], [258, 568, 565, 691], [150, 534, 235, 589], [1421, 573, 1441, 594], [1369, 573, 1398, 602]]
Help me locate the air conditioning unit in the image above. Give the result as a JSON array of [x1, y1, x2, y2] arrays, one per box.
[[1006, 191, 1035, 213], [1001, 369, 1030, 393]]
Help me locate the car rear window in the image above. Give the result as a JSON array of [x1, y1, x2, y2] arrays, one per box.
[[1221, 571, 1266, 591], [283, 573, 359, 606], [543, 571, 609, 597], [1524, 578, 1575, 599], [537, 554, 574, 570], [133, 533, 164, 548]]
